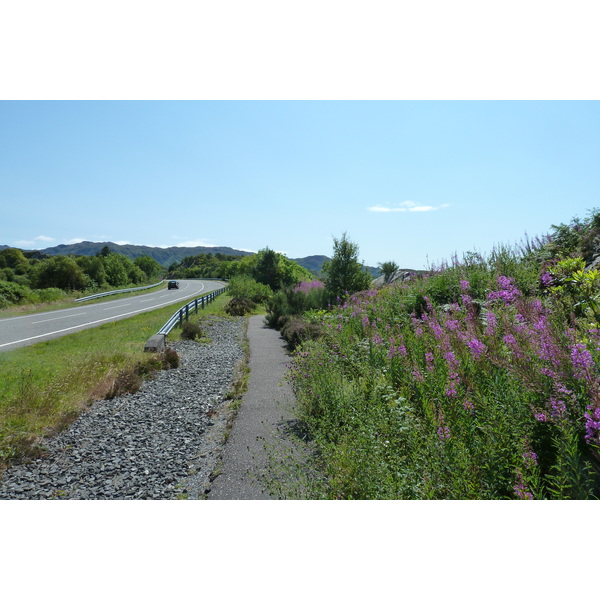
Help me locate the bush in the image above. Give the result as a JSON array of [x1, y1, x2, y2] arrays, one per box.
[[225, 297, 256, 316], [265, 284, 329, 329], [180, 320, 203, 340], [36, 288, 67, 303], [163, 347, 180, 369], [105, 369, 142, 399], [0, 280, 36, 307], [280, 317, 323, 350], [227, 275, 272, 303]]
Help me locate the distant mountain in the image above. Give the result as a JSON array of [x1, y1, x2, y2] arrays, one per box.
[[290, 255, 329, 274], [38, 241, 253, 267]]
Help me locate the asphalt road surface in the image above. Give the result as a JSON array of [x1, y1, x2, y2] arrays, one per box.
[[0, 279, 225, 352]]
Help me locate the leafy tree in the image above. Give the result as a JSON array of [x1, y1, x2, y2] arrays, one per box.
[[378, 260, 399, 283], [76, 255, 107, 287], [134, 255, 163, 280], [33, 256, 87, 290], [323, 233, 372, 301], [252, 247, 312, 291], [0, 248, 29, 274], [253, 247, 281, 290], [103, 253, 130, 287]]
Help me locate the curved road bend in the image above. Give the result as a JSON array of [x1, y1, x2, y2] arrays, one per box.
[[0, 279, 226, 352]]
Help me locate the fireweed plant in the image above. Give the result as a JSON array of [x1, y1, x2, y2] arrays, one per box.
[[288, 255, 600, 499]]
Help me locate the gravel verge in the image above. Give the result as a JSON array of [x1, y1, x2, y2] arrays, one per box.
[[0, 316, 245, 500]]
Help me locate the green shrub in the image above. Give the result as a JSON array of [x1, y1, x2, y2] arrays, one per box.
[[225, 297, 256, 316], [280, 317, 323, 350], [180, 320, 203, 340], [265, 285, 329, 328], [0, 280, 36, 306], [36, 287, 67, 303], [227, 275, 272, 303]]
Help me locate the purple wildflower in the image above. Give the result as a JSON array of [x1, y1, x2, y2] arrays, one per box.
[[463, 398, 475, 412], [570, 343, 595, 381], [549, 397, 567, 420], [540, 271, 553, 288], [523, 451, 538, 468], [445, 382, 458, 397], [514, 471, 534, 500], [430, 322, 444, 339], [484, 312, 497, 335], [437, 426, 451, 441], [460, 280, 470, 292], [584, 405, 600, 445], [294, 279, 325, 294], [445, 319, 460, 331], [466, 338, 487, 359], [488, 275, 521, 305], [412, 369, 424, 382], [443, 351, 459, 367], [425, 352, 435, 371]]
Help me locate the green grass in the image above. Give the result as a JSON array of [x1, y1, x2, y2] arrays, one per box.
[[0, 289, 231, 466]]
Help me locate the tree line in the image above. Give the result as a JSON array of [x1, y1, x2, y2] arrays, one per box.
[[0, 246, 164, 308]]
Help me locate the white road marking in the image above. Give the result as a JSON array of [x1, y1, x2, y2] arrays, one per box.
[[1, 307, 94, 322], [32, 312, 87, 324], [103, 303, 131, 310]]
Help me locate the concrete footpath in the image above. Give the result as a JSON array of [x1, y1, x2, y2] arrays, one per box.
[[208, 315, 305, 499]]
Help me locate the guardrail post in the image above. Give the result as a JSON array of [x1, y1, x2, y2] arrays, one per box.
[[179, 309, 184, 327]]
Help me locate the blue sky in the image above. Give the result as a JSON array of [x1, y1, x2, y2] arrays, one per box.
[[2, 100, 599, 268]]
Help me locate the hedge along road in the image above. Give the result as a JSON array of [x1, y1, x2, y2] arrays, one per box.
[[0, 279, 226, 352]]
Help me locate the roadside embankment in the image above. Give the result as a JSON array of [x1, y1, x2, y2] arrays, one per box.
[[0, 317, 245, 499]]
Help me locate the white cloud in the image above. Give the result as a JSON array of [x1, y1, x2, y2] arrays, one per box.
[[368, 201, 450, 213], [13, 235, 56, 248], [175, 239, 218, 248]]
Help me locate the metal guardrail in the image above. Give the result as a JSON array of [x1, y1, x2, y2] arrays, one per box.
[[158, 287, 227, 336], [75, 280, 165, 302]]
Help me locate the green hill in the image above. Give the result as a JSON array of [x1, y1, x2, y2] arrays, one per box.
[[39, 241, 252, 267]]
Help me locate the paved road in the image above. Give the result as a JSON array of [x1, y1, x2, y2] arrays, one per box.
[[0, 279, 225, 352]]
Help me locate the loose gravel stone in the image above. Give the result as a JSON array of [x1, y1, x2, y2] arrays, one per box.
[[0, 316, 245, 500]]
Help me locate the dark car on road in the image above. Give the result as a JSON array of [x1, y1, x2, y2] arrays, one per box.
[[168, 280, 179, 289]]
